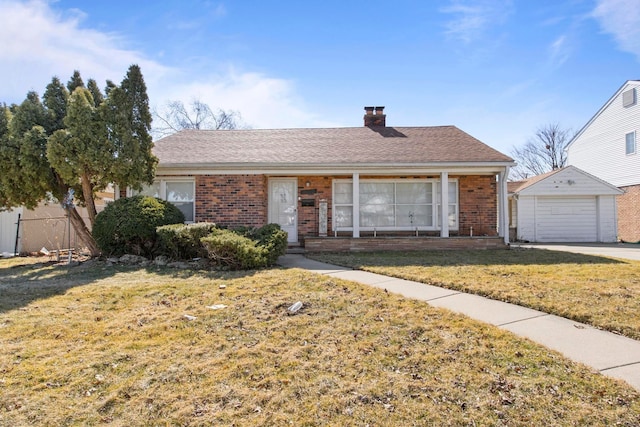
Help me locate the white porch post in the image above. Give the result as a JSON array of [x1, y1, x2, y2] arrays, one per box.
[[440, 172, 449, 237], [498, 168, 509, 244], [352, 173, 360, 238]]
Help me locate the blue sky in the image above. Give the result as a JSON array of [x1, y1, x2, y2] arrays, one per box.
[[1, 0, 639, 155]]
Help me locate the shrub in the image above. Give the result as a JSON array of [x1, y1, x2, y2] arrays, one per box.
[[93, 195, 185, 257], [233, 223, 288, 265], [156, 222, 217, 260], [201, 229, 268, 270], [251, 223, 288, 265]]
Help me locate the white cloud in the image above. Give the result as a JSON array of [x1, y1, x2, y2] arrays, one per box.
[[592, 0, 640, 60], [155, 69, 336, 130], [0, 0, 323, 130], [549, 35, 570, 68], [0, 0, 170, 101], [441, 0, 513, 43]]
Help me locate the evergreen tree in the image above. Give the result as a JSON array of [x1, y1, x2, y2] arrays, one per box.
[[43, 77, 69, 134], [87, 79, 104, 107], [1, 94, 52, 209], [66, 70, 84, 93], [48, 87, 109, 226], [0, 65, 157, 257], [104, 64, 156, 191]]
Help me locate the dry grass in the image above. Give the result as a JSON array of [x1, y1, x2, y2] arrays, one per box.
[[1, 257, 639, 426], [307, 248, 640, 340]]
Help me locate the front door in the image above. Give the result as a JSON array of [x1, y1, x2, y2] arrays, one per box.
[[269, 178, 298, 243]]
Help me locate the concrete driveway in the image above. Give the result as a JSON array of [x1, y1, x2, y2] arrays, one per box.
[[512, 242, 640, 261]]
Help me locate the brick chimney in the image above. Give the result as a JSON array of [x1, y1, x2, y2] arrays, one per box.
[[364, 106, 386, 127]]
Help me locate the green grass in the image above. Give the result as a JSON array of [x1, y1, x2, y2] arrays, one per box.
[[0, 256, 639, 425], [307, 248, 640, 340]]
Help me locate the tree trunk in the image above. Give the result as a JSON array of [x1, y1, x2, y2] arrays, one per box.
[[81, 171, 97, 227], [67, 206, 101, 257], [54, 174, 101, 257]]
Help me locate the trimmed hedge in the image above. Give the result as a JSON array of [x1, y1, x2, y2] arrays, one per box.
[[201, 229, 269, 270], [92, 195, 185, 257], [156, 222, 217, 260], [236, 223, 288, 265], [198, 223, 288, 270]]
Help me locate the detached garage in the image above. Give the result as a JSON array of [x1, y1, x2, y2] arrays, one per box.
[[509, 166, 623, 243]]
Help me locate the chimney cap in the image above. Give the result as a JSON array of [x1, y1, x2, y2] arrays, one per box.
[[363, 106, 387, 127]]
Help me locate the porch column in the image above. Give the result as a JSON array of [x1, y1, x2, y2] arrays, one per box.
[[440, 172, 449, 237], [498, 168, 509, 244], [352, 173, 360, 238]]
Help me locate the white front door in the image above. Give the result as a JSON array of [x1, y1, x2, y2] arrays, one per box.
[[269, 178, 298, 243]]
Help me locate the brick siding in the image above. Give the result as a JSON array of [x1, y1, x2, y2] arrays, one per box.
[[158, 173, 499, 242], [304, 236, 507, 252], [296, 176, 333, 238], [457, 175, 498, 236], [296, 175, 498, 239], [194, 175, 267, 228], [618, 184, 640, 243]]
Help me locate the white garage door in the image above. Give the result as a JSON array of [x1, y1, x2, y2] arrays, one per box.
[[535, 197, 597, 242]]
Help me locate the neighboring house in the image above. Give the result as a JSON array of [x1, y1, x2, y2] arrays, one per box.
[[0, 189, 114, 256], [508, 166, 622, 243], [0, 208, 21, 255], [138, 107, 515, 251], [566, 80, 640, 242]]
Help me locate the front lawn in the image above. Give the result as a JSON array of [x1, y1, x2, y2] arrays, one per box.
[[307, 248, 640, 340], [0, 257, 639, 425]]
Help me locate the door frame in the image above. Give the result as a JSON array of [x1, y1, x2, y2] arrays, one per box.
[[268, 178, 298, 243]]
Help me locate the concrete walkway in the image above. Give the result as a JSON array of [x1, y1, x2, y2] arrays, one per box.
[[278, 254, 640, 391], [513, 242, 640, 261]]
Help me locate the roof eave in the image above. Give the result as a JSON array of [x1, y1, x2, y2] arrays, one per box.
[[156, 161, 515, 176]]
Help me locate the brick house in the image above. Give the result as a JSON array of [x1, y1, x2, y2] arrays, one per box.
[[137, 107, 515, 251]]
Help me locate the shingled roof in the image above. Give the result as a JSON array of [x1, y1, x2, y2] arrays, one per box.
[[153, 126, 513, 168]]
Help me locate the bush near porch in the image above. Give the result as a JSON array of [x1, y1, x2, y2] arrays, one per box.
[[157, 223, 288, 270]]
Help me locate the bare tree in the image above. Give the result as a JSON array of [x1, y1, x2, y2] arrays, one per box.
[[152, 99, 244, 138], [510, 123, 574, 180]]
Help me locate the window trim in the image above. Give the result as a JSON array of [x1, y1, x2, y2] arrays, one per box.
[[626, 131, 636, 155], [128, 178, 196, 223], [332, 178, 459, 232]]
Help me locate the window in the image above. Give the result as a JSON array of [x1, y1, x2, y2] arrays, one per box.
[[436, 182, 459, 228], [626, 132, 636, 155], [333, 181, 353, 228], [333, 179, 457, 231], [130, 179, 195, 222]]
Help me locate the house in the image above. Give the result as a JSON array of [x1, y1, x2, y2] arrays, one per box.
[[139, 107, 515, 251], [508, 166, 622, 243], [566, 80, 640, 243]]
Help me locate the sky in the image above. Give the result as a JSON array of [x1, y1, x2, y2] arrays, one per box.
[[1, 0, 639, 155]]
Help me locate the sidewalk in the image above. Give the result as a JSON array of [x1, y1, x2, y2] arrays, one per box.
[[513, 243, 640, 261], [278, 254, 640, 391]]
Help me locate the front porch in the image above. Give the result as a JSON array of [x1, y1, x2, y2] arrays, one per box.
[[302, 236, 508, 252]]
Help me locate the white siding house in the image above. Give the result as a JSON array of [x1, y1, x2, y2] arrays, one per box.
[[566, 80, 640, 242], [509, 166, 622, 243]]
